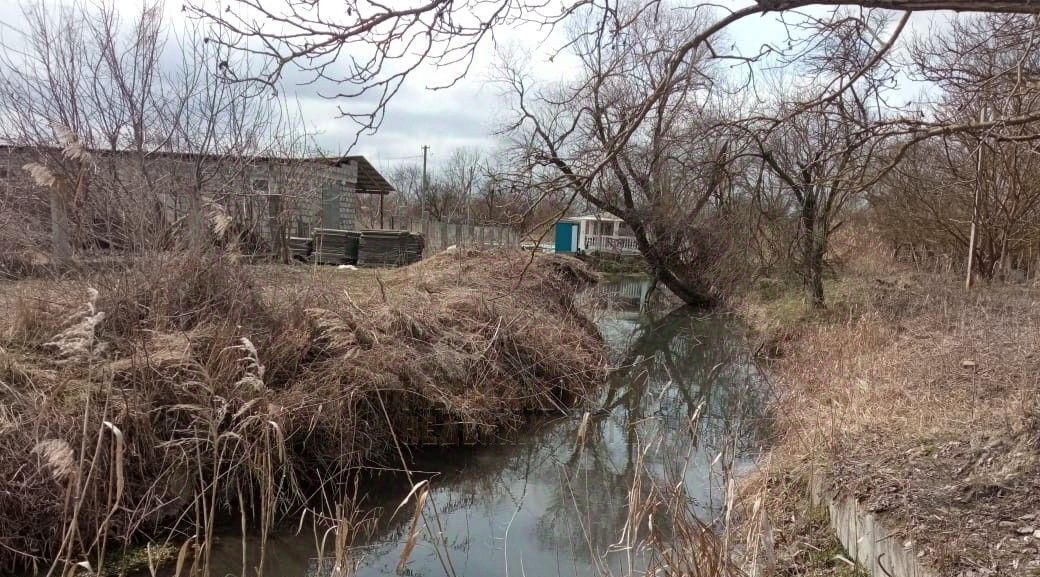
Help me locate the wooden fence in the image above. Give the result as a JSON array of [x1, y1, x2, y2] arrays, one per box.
[[390, 218, 520, 253]]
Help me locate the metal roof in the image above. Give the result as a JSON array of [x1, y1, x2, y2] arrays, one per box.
[[336, 156, 394, 195]]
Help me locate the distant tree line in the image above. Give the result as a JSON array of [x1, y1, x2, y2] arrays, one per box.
[[357, 147, 573, 236]]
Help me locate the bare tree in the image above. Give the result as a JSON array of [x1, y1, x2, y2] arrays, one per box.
[[873, 14, 1040, 280], [745, 10, 898, 306], [752, 98, 883, 306], [0, 0, 322, 261], [497, 3, 749, 304], [0, 1, 170, 257]]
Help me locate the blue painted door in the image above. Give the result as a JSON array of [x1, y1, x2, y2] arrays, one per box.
[[555, 222, 577, 252]]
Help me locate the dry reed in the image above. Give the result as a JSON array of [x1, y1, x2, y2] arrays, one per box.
[[736, 225, 1040, 576], [0, 248, 606, 574]]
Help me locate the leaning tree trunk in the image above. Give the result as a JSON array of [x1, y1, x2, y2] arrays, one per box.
[[656, 263, 714, 307], [630, 220, 715, 307]]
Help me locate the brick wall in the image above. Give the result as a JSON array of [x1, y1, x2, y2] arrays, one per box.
[[321, 161, 359, 230]]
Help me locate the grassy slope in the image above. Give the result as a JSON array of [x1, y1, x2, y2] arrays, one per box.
[[739, 235, 1040, 576]]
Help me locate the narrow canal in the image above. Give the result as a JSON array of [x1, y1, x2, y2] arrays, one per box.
[[190, 277, 767, 577]]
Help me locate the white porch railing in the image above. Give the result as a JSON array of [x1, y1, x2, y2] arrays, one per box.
[[584, 234, 640, 254]]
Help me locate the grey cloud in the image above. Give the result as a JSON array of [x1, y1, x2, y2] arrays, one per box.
[[2, 0, 519, 169]]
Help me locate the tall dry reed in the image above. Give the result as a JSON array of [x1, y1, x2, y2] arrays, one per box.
[[0, 248, 606, 575]]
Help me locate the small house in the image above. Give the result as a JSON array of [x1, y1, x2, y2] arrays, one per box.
[[554, 213, 639, 255]]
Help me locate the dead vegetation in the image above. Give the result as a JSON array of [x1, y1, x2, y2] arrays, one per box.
[[0, 248, 606, 575], [737, 227, 1040, 576]]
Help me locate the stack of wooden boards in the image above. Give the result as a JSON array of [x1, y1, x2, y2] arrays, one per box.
[[311, 229, 361, 265], [288, 237, 311, 262], [358, 230, 425, 267], [308, 229, 424, 267]]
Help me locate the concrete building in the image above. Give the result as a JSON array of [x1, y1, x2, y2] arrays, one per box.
[[0, 145, 393, 256]]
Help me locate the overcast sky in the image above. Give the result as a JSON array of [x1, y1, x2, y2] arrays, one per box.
[[261, 4, 586, 170], [0, 0, 549, 169], [273, 1, 941, 171], [271, 2, 832, 168], [0, 1, 946, 172]]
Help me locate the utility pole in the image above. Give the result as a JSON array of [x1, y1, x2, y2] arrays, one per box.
[[966, 107, 985, 291], [421, 145, 430, 219]]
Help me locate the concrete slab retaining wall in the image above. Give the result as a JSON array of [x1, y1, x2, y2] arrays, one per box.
[[810, 474, 939, 577]]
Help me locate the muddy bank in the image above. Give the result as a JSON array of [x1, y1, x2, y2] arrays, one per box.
[[0, 249, 607, 574]]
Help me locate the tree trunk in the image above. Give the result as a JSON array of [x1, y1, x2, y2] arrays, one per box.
[[806, 234, 826, 307], [633, 226, 715, 307], [657, 264, 714, 307], [801, 194, 826, 308]]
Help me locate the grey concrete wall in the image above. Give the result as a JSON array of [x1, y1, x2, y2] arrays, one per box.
[[0, 146, 366, 253], [408, 218, 520, 254], [811, 474, 938, 577], [320, 162, 358, 231]]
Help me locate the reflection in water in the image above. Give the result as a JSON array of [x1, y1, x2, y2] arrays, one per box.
[[583, 275, 655, 312], [189, 277, 766, 577]]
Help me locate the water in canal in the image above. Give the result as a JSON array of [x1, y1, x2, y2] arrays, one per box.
[[192, 276, 767, 577]]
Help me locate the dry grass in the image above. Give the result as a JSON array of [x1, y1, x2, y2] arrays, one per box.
[[0, 248, 606, 575], [736, 225, 1040, 576]]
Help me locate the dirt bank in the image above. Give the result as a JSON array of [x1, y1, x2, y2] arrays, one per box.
[[0, 249, 607, 574], [739, 240, 1040, 577]]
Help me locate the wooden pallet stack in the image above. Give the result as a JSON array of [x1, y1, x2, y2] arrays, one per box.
[[358, 230, 425, 267], [287, 237, 312, 261], [311, 229, 361, 265]]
